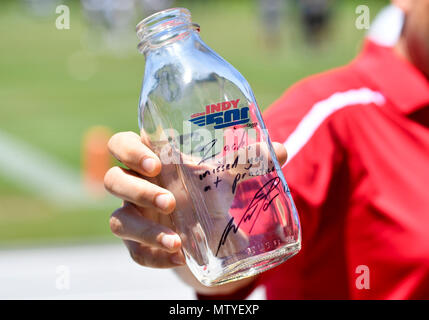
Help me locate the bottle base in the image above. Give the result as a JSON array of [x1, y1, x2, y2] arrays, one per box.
[[198, 241, 301, 287]]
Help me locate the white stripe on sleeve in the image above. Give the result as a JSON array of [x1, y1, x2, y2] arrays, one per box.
[[283, 88, 385, 166]]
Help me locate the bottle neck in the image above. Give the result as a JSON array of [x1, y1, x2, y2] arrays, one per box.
[[136, 8, 200, 56]]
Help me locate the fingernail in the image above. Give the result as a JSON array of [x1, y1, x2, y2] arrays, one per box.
[[155, 193, 173, 211], [142, 158, 156, 173], [161, 234, 180, 250], [171, 253, 185, 265]]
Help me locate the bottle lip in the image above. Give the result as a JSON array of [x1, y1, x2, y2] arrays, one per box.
[[136, 7, 200, 54]]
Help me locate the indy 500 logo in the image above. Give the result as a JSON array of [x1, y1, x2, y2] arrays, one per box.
[[189, 99, 250, 129]]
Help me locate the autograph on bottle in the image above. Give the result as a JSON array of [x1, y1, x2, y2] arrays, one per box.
[[215, 177, 281, 256]]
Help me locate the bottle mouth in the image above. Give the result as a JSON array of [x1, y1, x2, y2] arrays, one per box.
[[136, 7, 200, 54]]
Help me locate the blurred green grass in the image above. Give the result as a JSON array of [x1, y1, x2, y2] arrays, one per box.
[[0, 0, 387, 246]]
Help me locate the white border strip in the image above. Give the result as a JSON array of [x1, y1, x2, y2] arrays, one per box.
[[284, 88, 385, 165]]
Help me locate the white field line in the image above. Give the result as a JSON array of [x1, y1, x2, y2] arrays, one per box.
[[0, 130, 116, 209]]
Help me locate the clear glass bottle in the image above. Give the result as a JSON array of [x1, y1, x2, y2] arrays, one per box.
[[136, 8, 301, 286]]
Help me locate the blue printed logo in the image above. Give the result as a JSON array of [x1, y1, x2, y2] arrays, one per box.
[[189, 99, 249, 129]]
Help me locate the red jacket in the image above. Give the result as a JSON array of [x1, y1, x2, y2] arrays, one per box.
[[259, 40, 429, 299]]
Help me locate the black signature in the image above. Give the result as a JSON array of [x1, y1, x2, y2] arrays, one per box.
[[215, 177, 281, 256], [193, 139, 220, 165]]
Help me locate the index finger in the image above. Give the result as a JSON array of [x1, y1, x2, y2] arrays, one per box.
[[108, 131, 161, 177]]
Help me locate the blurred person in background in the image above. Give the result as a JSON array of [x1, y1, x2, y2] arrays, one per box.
[[80, 0, 137, 53], [81, 0, 136, 31], [104, 0, 429, 299], [298, 0, 333, 44], [80, 0, 172, 53], [258, 0, 285, 48]]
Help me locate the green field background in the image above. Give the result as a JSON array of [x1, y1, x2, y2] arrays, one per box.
[[0, 0, 388, 246]]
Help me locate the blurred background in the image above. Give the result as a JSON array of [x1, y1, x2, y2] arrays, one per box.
[[0, 0, 392, 299]]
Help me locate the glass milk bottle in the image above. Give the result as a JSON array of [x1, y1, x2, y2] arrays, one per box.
[[136, 8, 301, 286]]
